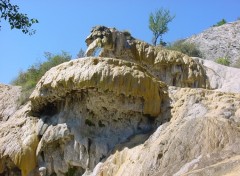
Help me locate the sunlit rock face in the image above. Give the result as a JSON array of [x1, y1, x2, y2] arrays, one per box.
[[29, 57, 166, 175], [1, 25, 240, 176], [85, 26, 208, 89], [0, 84, 21, 121], [193, 57, 240, 93], [186, 21, 240, 65]]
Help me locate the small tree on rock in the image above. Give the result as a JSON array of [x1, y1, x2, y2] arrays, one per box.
[[149, 8, 175, 46]]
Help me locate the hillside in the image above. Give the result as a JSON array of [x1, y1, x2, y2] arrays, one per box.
[[186, 20, 240, 65], [0, 26, 240, 176]]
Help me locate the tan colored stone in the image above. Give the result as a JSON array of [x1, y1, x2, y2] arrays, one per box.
[[87, 87, 240, 176], [85, 26, 208, 88], [30, 57, 165, 117], [0, 103, 39, 176]]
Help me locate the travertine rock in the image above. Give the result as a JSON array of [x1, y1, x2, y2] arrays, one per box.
[[29, 57, 166, 175], [30, 57, 165, 117], [85, 26, 208, 88], [186, 21, 240, 65], [0, 103, 39, 176], [0, 84, 21, 121], [1, 25, 240, 176], [86, 87, 240, 176]]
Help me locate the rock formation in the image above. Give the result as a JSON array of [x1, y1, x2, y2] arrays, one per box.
[[85, 26, 208, 89], [0, 84, 21, 121], [194, 57, 240, 93], [88, 87, 240, 176], [0, 26, 240, 176], [186, 21, 240, 65]]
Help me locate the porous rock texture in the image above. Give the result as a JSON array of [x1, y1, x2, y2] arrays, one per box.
[[0, 84, 21, 121], [29, 57, 166, 175], [0, 26, 240, 176], [87, 87, 240, 176], [85, 26, 208, 89], [0, 102, 39, 176], [186, 21, 240, 65]]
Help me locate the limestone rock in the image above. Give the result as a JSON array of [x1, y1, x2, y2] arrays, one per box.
[[193, 57, 240, 93], [28, 57, 166, 175], [0, 84, 21, 121], [85, 26, 208, 88], [186, 21, 240, 65], [1, 25, 240, 176], [0, 103, 39, 176], [30, 57, 165, 117], [86, 87, 240, 176]]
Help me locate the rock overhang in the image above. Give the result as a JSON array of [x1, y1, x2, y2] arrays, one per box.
[[30, 57, 166, 117]]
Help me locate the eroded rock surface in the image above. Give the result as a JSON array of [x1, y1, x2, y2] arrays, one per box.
[[0, 103, 39, 176], [29, 57, 166, 175], [87, 87, 240, 176], [0, 84, 21, 121], [85, 26, 208, 89], [194, 57, 240, 93], [186, 21, 240, 65], [1, 26, 240, 176]]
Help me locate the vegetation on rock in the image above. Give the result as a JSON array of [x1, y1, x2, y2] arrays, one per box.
[[166, 40, 203, 57], [11, 51, 71, 104], [213, 19, 227, 27], [215, 57, 231, 66]]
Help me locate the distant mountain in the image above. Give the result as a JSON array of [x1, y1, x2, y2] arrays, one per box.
[[186, 20, 240, 65]]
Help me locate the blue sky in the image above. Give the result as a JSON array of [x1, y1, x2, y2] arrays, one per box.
[[0, 0, 239, 84]]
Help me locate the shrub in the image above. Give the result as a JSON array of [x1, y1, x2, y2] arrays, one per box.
[[166, 40, 203, 57], [213, 19, 227, 27], [215, 57, 231, 66], [12, 51, 71, 104]]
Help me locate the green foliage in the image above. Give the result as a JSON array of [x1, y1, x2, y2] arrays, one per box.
[[166, 40, 203, 57], [12, 51, 71, 104], [0, 0, 38, 34], [213, 19, 227, 27], [149, 8, 175, 46], [215, 57, 231, 66]]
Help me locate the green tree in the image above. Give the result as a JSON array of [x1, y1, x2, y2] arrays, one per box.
[[0, 0, 38, 34], [149, 8, 175, 46]]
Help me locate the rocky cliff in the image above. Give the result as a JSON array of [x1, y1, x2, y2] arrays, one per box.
[[186, 21, 240, 65], [0, 26, 240, 176], [0, 84, 21, 121]]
